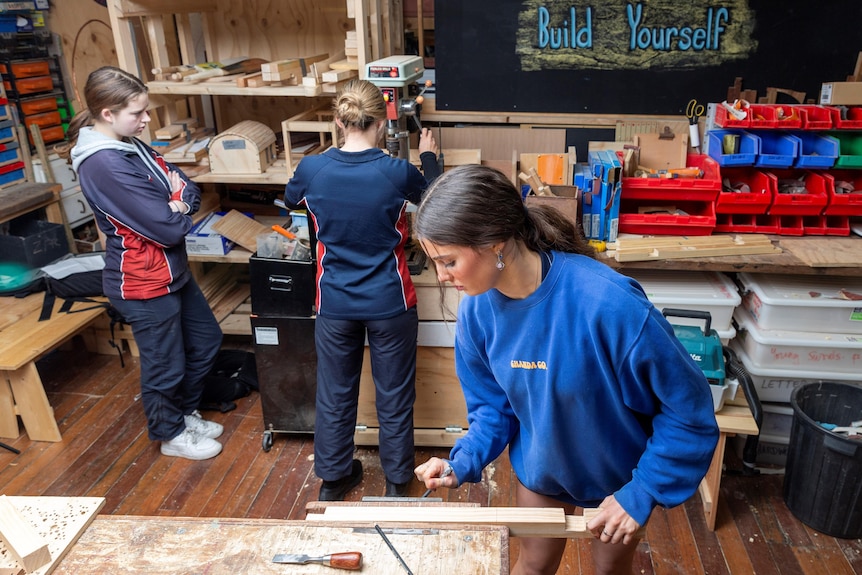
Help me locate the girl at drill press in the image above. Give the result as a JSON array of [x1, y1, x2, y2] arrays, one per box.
[[284, 78, 441, 501]]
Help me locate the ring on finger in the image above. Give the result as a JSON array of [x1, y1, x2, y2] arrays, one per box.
[[602, 530, 612, 536]]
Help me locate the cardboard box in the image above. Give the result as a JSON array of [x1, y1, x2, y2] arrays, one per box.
[[185, 212, 235, 255], [525, 185, 580, 232], [820, 82, 862, 105], [0, 218, 69, 268]]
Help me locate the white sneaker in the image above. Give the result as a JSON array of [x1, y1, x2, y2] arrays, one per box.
[[184, 410, 223, 439], [160, 428, 222, 460]]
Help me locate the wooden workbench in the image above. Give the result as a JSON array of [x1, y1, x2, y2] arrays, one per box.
[[52, 516, 509, 574]]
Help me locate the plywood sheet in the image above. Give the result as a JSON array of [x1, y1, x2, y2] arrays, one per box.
[[210, 209, 269, 253], [52, 516, 508, 575], [0, 497, 105, 575], [779, 238, 862, 268]]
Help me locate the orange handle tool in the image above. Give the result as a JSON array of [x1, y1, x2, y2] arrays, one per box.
[[271, 224, 296, 239]]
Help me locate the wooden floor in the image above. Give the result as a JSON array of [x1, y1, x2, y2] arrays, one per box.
[[2, 336, 862, 574]]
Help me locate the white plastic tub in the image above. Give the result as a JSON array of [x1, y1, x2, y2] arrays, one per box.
[[734, 307, 862, 374], [626, 270, 741, 333], [737, 272, 862, 334], [729, 341, 862, 403]]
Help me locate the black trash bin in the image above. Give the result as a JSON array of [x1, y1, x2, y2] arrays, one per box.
[[783, 382, 862, 539]]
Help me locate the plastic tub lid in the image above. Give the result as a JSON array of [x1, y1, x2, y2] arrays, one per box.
[[627, 270, 741, 306], [734, 307, 862, 348], [737, 272, 862, 309]]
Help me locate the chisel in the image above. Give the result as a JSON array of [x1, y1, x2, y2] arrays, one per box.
[[272, 551, 362, 570]]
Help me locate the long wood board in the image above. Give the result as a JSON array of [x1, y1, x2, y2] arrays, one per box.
[[610, 234, 781, 262], [309, 505, 616, 539], [51, 516, 508, 574]]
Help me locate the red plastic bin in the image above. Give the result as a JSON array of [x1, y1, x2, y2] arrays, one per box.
[[803, 215, 850, 236], [619, 199, 715, 236], [714, 213, 757, 233], [753, 214, 781, 234], [824, 170, 862, 216], [715, 168, 775, 214], [777, 215, 804, 236], [796, 105, 834, 130], [747, 104, 803, 130], [712, 102, 750, 128], [766, 169, 829, 216], [826, 106, 862, 130], [621, 154, 721, 202]]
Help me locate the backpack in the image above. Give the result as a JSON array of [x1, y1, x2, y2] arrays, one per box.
[[38, 253, 128, 365], [199, 349, 259, 413]]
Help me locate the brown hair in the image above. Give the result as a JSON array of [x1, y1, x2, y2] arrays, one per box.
[[55, 66, 147, 160], [415, 164, 595, 257], [332, 79, 386, 131]]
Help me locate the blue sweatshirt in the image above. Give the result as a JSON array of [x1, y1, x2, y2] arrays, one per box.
[[284, 148, 439, 319], [449, 252, 719, 526], [71, 127, 200, 300]]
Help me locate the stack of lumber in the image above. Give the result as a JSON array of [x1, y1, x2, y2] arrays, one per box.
[[608, 234, 780, 262]]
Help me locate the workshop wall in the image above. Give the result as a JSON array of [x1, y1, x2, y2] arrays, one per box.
[[434, 0, 862, 116]]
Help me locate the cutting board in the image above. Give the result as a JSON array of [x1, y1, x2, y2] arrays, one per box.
[[0, 497, 104, 575], [210, 209, 269, 253], [780, 238, 862, 267]]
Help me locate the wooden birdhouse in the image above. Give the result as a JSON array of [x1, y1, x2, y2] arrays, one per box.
[[208, 120, 277, 174]]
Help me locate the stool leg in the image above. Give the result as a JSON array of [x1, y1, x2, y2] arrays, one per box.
[[0, 373, 19, 439], [6, 363, 62, 442]]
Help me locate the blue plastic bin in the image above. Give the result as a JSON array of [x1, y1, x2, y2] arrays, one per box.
[[793, 132, 839, 169], [707, 130, 758, 167], [754, 131, 800, 169]]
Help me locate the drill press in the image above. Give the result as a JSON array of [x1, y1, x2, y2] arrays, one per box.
[[365, 55, 427, 160]]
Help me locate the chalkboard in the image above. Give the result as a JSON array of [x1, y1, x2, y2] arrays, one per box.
[[435, 0, 862, 116]]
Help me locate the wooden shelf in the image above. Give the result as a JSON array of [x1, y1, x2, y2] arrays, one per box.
[[146, 80, 322, 98], [192, 159, 292, 186]]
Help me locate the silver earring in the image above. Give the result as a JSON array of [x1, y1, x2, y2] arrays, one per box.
[[496, 252, 505, 271]]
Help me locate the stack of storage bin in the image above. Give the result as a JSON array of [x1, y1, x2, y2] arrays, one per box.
[[0, 57, 71, 145], [625, 270, 741, 411], [706, 103, 862, 236], [729, 273, 862, 465], [0, 74, 25, 188], [619, 154, 721, 236]]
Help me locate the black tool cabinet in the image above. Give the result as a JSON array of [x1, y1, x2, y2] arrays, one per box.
[[249, 253, 318, 451]]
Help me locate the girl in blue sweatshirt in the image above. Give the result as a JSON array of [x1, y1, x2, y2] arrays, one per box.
[[413, 165, 719, 575]]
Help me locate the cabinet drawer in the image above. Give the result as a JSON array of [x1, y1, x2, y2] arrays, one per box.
[[60, 186, 94, 228], [19, 95, 58, 115], [24, 110, 61, 129], [0, 59, 50, 78], [34, 154, 77, 191], [5, 75, 54, 95]]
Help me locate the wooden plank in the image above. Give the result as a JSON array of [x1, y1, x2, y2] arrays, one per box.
[[0, 496, 51, 573], [0, 497, 104, 575], [310, 505, 604, 538], [52, 516, 508, 574]]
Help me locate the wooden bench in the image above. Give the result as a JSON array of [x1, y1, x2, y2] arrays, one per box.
[[699, 396, 760, 530], [0, 293, 108, 442]]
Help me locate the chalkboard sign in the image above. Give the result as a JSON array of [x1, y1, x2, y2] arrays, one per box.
[[435, 0, 862, 116]]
